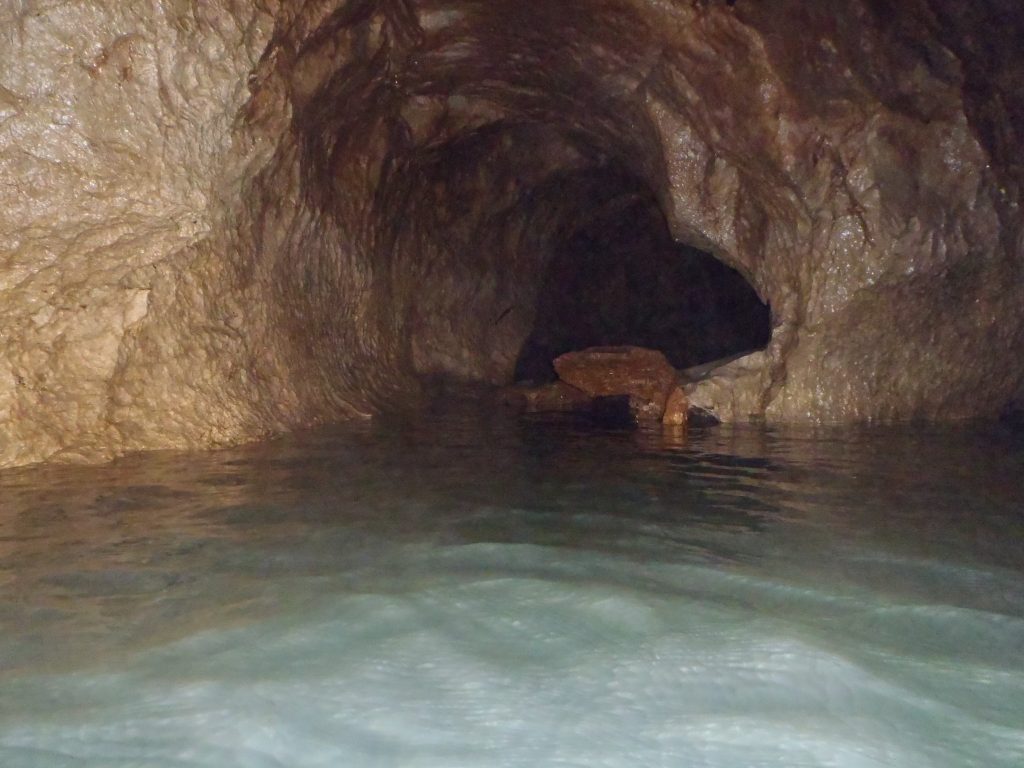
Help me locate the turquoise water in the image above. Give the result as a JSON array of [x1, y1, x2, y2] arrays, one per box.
[[1, 404, 1022, 767]]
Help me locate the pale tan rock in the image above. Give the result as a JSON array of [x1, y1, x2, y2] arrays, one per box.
[[685, 352, 771, 424], [0, 0, 279, 468]]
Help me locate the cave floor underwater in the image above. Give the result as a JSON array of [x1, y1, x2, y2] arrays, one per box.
[[0, 396, 1022, 768]]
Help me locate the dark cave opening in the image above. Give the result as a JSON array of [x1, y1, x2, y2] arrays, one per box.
[[280, 0, 780, 405], [513, 173, 771, 384]]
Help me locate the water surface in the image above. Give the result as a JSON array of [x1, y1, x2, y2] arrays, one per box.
[[1, 404, 1022, 767]]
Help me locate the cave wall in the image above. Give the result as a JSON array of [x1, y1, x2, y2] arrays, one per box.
[[656, 0, 1024, 422], [1, 0, 1021, 468]]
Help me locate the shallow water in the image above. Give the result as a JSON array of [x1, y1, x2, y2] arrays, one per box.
[[1, 403, 1023, 767]]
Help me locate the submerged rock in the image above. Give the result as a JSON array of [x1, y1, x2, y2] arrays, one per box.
[[499, 381, 592, 413]]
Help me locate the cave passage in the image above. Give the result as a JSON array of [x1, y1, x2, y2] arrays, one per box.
[[242, 0, 791, 423], [219, 0, 1024, 434], [3, 0, 1024, 469], [513, 170, 770, 384], [364, 113, 771, 395]]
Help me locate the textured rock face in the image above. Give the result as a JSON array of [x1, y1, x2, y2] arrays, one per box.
[[0, 2, 278, 465], [555, 346, 678, 417], [1, 0, 1022, 467]]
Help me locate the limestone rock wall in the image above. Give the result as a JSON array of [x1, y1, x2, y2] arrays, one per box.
[[0, 2, 278, 465], [0, 0, 1021, 468]]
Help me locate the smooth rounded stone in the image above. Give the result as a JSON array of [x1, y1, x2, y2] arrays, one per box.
[[686, 405, 722, 428], [554, 347, 678, 418]]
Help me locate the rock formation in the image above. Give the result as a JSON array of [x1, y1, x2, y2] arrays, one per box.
[[503, 346, 690, 425], [555, 346, 683, 424], [1, 0, 1022, 467]]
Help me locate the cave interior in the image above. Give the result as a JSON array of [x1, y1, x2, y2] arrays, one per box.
[[2, 0, 1023, 468], [269, 0, 776, 412]]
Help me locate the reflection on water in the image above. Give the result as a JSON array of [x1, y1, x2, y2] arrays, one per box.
[[1, 402, 1023, 767]]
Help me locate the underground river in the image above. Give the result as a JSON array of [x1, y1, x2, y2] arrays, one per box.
[[1, 399, 1022, 767]]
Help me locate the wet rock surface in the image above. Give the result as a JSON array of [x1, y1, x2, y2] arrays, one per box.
[[554, 347, 678, 416], [1, 0, 1022, 467], [662, 385, 689, 427], [499, 381, 592, 414], [506, 346, 691, 427]]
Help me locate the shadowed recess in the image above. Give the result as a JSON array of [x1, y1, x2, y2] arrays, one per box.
[[513, 165, 770, 383]]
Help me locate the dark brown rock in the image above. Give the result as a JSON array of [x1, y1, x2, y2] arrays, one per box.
[[498, 381, 592, 413], [554, 346, 678, 420]]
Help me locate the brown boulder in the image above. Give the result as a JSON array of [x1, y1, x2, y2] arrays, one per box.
[[554, 346, 678, 421]]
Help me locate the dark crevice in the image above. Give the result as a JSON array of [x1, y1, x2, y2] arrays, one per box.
[[514, 172, 770, 383]]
